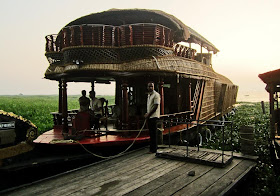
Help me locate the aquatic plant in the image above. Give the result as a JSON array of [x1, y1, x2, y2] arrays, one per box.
[[0, 95, 114, 134]]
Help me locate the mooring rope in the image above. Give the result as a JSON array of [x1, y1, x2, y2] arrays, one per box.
[[77, 119, 147, 159]]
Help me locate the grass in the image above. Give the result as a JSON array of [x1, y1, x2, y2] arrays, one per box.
[[0, 95, 114, 134]]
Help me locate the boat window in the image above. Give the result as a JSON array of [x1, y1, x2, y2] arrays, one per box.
[[163, 84, 171, 88]]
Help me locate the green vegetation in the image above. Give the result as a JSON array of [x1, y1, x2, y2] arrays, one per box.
[[0, 95, 114, 134], [202, 102, 280, 196]]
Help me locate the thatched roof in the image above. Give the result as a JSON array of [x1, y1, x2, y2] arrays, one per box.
[[63, 9, 219, 53]]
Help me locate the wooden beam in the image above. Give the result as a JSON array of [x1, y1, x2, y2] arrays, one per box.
[[58, 81, 62, 125], [159, 81, 164, 115], [122, 82, 129, 129], [270, 91, 275, 141], [61, 79, 68, 134], [196, 80, 205, 120], [187, 80, 192, 111]]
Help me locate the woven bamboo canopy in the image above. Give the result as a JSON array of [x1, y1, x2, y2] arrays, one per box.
[[44, 9, 227, 83], [62, 9, 219, 54]]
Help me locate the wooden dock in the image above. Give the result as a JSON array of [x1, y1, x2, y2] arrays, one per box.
[[2, 146, 256, 196], [156, 146, 233, 168]]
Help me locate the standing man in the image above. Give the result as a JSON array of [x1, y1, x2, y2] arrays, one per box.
[[89, 91, 103, 129], [144, 82, 161, 153], [79, 90, 90, 111]]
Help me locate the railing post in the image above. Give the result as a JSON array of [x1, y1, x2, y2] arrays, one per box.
[[50, 35, 54, 52], [231, 121, 233, 157], [159, 81, 164, 115], [169, 119, 171, 148], [70, 27, 75, 46], [45, 36, 49, 52], [222, 125, 225, 164], [122, 82, 129, 129], [61, 78, 68, 135], [80, 25, 84, 46], [58, 80, 62, 125]]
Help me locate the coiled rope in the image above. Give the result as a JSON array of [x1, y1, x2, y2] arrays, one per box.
[[77, 119, 147, 159]]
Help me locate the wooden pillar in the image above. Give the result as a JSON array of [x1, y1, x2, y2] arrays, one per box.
[[45, 36, 49, 52], [187, 80, 192, 111], [50, 35, 54, 52], [122, 82, 129, 129], [91, 81, 95, 92], [200, 44, 203, 62], [269, 85, 275, 141], [61, 79, 68, 134], [115, 81, 121, 105], [80, 25, 84, 45], [70, 27, 75, 46], [159, 81, 164, 115], [176, 75, 182, 112], [196, 80, 205, 121], [58, 81, 63, 125]]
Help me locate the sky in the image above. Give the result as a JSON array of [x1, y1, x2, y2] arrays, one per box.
[[0, 0, 279, 102]]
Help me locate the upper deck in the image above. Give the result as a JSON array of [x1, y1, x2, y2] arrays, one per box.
[[44, 9, 224, 82]]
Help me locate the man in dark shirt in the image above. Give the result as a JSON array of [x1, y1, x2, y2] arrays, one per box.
[[79, 90, 90, 111]]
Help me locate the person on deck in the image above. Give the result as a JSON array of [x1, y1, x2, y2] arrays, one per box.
[[89, 91, 103, 129], [79, 90, 90, 112], [144, 82, 161, 153]]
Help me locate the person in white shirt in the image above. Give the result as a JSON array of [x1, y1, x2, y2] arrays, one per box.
[[144, 82, 161, 153], [89, 91, 102, 129]]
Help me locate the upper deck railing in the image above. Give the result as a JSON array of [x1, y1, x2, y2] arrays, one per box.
[[45, 23, 174, 52]]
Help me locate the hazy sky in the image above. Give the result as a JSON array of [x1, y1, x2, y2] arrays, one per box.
[[0, 0, 279, 101]]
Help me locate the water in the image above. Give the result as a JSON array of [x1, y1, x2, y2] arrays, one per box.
[[237, 89, 269, 102]]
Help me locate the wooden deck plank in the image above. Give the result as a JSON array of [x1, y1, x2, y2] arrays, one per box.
[[173, 159, 253, 196], [44, 153, 160, 196], [141, 164, 213, 196], [106, 161, 187, 196], [198, 160, 256, 196], [71, 159, 186, 195], [124, 162, 198, 196], [3, 146, 257, 196], [6, 148, 151, 196], [157, 147, 233, 167]]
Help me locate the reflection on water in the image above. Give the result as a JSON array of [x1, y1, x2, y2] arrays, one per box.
[[237, 89, 269, 102]]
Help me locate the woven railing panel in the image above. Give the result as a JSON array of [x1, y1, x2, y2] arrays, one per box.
[[59, 46, 173, 65]]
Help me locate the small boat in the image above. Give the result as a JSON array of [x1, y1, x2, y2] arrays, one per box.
[[34, 9, 238, 152], [0, 110, 38, 165]]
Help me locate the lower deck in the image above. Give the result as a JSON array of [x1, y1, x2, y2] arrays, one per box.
[[3, 146, 256, 196]]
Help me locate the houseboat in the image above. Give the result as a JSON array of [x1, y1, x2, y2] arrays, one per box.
[[34, 9, 238, 151]]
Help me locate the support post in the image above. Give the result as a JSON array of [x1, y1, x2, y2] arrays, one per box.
[[58, 81, 63, 125], [122, 82, 129, 129], [269, 85, 275, 141], [159, 81, 164, 115], [200, 44, 203, 62], [61, 79, 68, 134], [187, 81, 192, 111], [91, 81, 95, 92], [80, 25, 84, 45]]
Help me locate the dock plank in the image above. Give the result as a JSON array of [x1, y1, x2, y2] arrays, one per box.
[[141, 164, 213, 196], [6, 148, 150, 196], [2, 146, 256, 196], [124, 162, 198, 196], [75, 159, 186, 195], [172, 159, 245, 196], [198, 160, 256, 196], [157, 146, 233, 167], [45, 152, 159, 196]]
